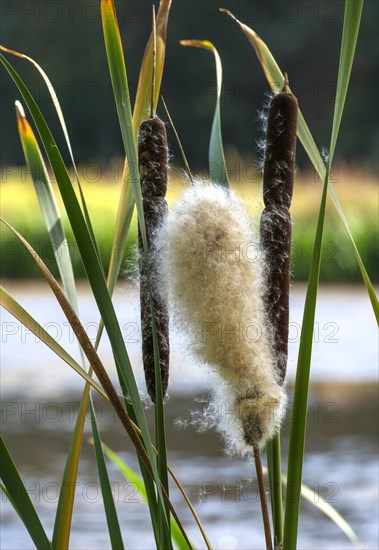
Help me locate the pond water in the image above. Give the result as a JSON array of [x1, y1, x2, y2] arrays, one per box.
[[1, 283, 378, 549]]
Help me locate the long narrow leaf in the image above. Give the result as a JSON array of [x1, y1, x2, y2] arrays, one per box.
[[329, 1, 364, 160], [0, 437, 53, 550], [15, 100, 94, 549], [15, 101, 78, 310], [101, 2, 172, 545], [90, 400, 124, 550], [104, 0, 172, 297], [0, 52, 170, 515], [220, 7, 378, 323], [284, 3, 365, 548], [266, 433, 283, 546], [282, 172, 328, 550], [0, 45, 101, 261], [52, 388, 90, 549], [180, 40, 229, 187], [102, 443, 192, 550], [14, 66, 120, 550], [7, 51, 104, 548]]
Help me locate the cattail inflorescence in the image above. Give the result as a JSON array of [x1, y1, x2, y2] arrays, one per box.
[[156, 182, 286, 452], [260, 76, 298, 385], [138, 115, 170, 402]]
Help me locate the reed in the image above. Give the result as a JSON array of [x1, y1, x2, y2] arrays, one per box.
[[0, 2, 371, 549]]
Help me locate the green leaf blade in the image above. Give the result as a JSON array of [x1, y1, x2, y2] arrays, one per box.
[[0, 437, 53, 550], [15, 101, 78, 311], [104, 0, 172, 298], [222, 6, 378, 322], [102, 444, 193, 550], [90, 401, 125, 550], [181, 40, 229, 188], [101, 3, 173, 546], [283, 171, 329, 549], [329, 0, 364, 160]]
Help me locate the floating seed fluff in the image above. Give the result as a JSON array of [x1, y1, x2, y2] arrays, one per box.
[[156, 182, 286, 451], [138, 116, 170, 402]]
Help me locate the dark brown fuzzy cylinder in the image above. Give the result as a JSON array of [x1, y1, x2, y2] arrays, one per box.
[[138, 198, 170, 401], [260, 84, 298, 385], [260, 205, 292, 385], [138, 116, 168, 197], [138, 116, 169, 402], [262, 90, 298, 208]]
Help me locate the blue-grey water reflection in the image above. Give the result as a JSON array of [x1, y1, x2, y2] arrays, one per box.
[[1, 283, 378, 549]]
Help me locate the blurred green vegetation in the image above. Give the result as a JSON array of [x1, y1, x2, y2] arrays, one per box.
[[1, 166, 377, 282], [1, 0, 378, 170]]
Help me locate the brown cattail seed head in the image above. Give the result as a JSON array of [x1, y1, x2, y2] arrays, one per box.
[[138, 116, 170, 402], [262, 89, 298, 208], [138, 116, 168, 197], [139, 198, 170, 401], [260, 205, 292, 385], [260, 83, 298, 385]]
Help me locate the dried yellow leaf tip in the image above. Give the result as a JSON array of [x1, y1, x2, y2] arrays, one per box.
[[15, 100, 26, 119], [15, 100, 32, 136], [156, 182, 286, 453]]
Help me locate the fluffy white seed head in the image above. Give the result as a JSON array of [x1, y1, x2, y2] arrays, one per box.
[[155, 181, 286, 453]]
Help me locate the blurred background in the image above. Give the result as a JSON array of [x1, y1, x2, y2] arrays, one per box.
[[1, 1, 378, 549]]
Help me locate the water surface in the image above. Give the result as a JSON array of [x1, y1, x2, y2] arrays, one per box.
[[1, 283, 378, 549]]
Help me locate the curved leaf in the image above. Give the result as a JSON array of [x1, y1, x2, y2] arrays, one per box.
[[5, 50, 104, 548], [0, 45, 100, 259], [0, 51, 166, 507], [292, 477, 361, 548], [15, 101, 78, 309], [0, 437, 52, 550], [220, 6, 378, 323], [180, 40, 229, 187]]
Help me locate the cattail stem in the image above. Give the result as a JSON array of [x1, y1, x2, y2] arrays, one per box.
[[266, 435, 283, 548], [254, 445, 273, 550], [150, 5, 156, 118]]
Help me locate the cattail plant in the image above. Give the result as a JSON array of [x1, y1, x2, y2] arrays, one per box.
[[156, 182, 286, 450], [156, 182, 286, 549], [137, 6, 170, 403], [260, 75, 298, 385], [137, 21, 171, 405]]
